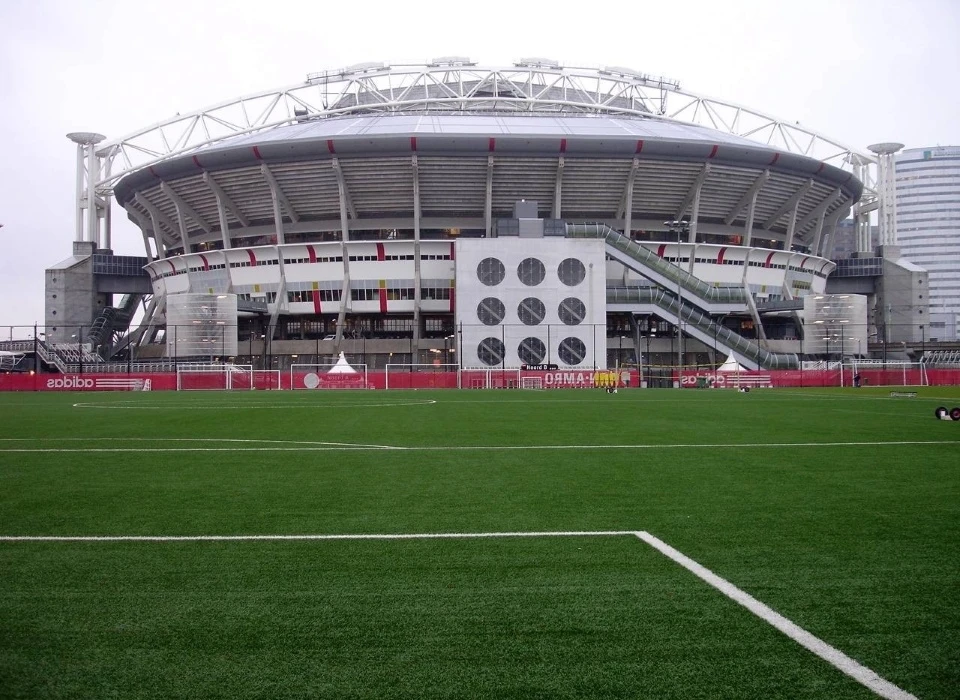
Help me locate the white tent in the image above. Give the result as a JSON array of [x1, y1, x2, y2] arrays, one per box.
[[327, 352, 358, 375], [717, 354, 745, 372]]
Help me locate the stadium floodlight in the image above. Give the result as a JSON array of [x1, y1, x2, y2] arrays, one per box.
[[601, 66, 648, 80], [515, 58, 560, 69], [430, 56, 476, 67], [343, 62, 386, 74]]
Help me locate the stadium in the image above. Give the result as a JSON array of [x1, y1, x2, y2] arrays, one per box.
[[2, 60, 959, 700], [26, 59, 921, 390]]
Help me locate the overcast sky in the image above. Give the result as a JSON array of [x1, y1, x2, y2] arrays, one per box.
[[0, 0, 957, 331]]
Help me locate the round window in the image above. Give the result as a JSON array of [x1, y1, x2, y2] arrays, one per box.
[[558, 297, 586, 326], [477, 297, 506, 326], [558, 258, 586, 286], [517, 297, 546, 326], [518, 337, 546, 366], [477, 337, 506, 367], [517, 257, 546, 286], [477, 257, 505, 286], [558, 337, 587, 365]]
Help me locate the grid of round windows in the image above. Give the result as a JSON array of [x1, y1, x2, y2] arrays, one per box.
[[477, 297, 506, 326], [477, 337, 506, 366], [477, 257, 505, 286], [558, 297, 586, 326], [517, 297, 546, 326], [518, 337, 547, 366], [558, 337, 587, 365], [517, 257, 546, 286], [558, 258, 586, 286]]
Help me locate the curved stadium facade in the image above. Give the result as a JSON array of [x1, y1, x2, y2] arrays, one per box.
[[66, 62, 869, 374]]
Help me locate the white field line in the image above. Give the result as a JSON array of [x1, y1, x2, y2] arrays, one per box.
[[70, 399, 439, 410], [635, 531, 918, 700], [0, 530, 634, 542], [0, 527, 920, 698], [0, 439, 957, 453]]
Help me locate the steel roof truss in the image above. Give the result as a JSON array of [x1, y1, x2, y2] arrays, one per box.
[[203, 173, 250, 227], [762, 179, 814, 230], [160, 183, 212, 234], [675, 164, 710, 220], [553, 157, 564, 218], [617, 157, 640, 220], [724, 170, 770, 225], [330, 159, 358, 220], [783, 196, 802, 250], [622, 158, 640, 235], [124, 204, 167, 258], [134, 194, 179, 241], [794, 187, 842, 235], [485, 155, 494, 237], [260, 164, 300, 223]]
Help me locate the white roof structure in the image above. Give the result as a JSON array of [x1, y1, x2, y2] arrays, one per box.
[[717, 354, 746, 372], [327, 352, 358, 374], [69, 61, 880, 256]]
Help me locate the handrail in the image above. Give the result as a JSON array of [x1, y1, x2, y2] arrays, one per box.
[[87, 293, 145, 359], [607, 286, 799, 370], [566, 223, 748, 305]]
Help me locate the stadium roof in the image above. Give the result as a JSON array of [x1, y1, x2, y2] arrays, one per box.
[[97, 63, 871, 255], [215, 114, 764, 146]]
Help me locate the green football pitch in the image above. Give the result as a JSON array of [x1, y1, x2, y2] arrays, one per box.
[[0, 387, 958, 699]]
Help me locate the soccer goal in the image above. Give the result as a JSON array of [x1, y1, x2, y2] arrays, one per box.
[[460, 368, 521, 389], [252, 370, 282, 390], [290, 363, 369, 390], [844, 360, 928, 387], [385, 363, 459, 390], [520, 376, 543, 390], [176, 364, 256, 391]]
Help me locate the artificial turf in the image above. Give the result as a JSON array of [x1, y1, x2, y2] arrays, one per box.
[[0, 386, 958, 698]]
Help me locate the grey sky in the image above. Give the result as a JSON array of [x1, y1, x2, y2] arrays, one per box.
[[0, 0, 957, 330]]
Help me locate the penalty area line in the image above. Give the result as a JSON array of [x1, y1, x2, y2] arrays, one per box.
[[0, 439, 958, 453], [0, 530, 637, 542], [0, 527, 921, 699], [0, 530, 635, 542], [636, 531, 917, 700]]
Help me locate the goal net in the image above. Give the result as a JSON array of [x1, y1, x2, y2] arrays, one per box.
[[520, 376, 543, 390], [290, 363, 369, 390], [385, 363, 459, 389], [460, 368, 521, 389], [177, 364, 256, 391], [844, 360, 928, 387]]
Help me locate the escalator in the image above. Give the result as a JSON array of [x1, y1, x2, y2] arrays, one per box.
[[566, 223, 748, 313], [607, 286, 799, 370], [87, 293, 144, 359]]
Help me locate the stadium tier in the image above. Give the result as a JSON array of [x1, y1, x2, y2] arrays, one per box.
[[46, 62, 878, 373]]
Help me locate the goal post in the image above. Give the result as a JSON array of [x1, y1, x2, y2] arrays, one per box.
[[252, 370, 282, 390], [460, 368, 521, 389], [844, 360, 928, 387], [290, 363, 369, 390], [385, 363, 459, 390], [176, 364, 255, 391], [520, 376, 543, 390]]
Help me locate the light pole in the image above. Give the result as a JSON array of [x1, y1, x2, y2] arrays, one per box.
[[664, 219, 689, 387], [647, 328, 655, 388], [446, 334, 455, 366], [33, 323, 39, 376]]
